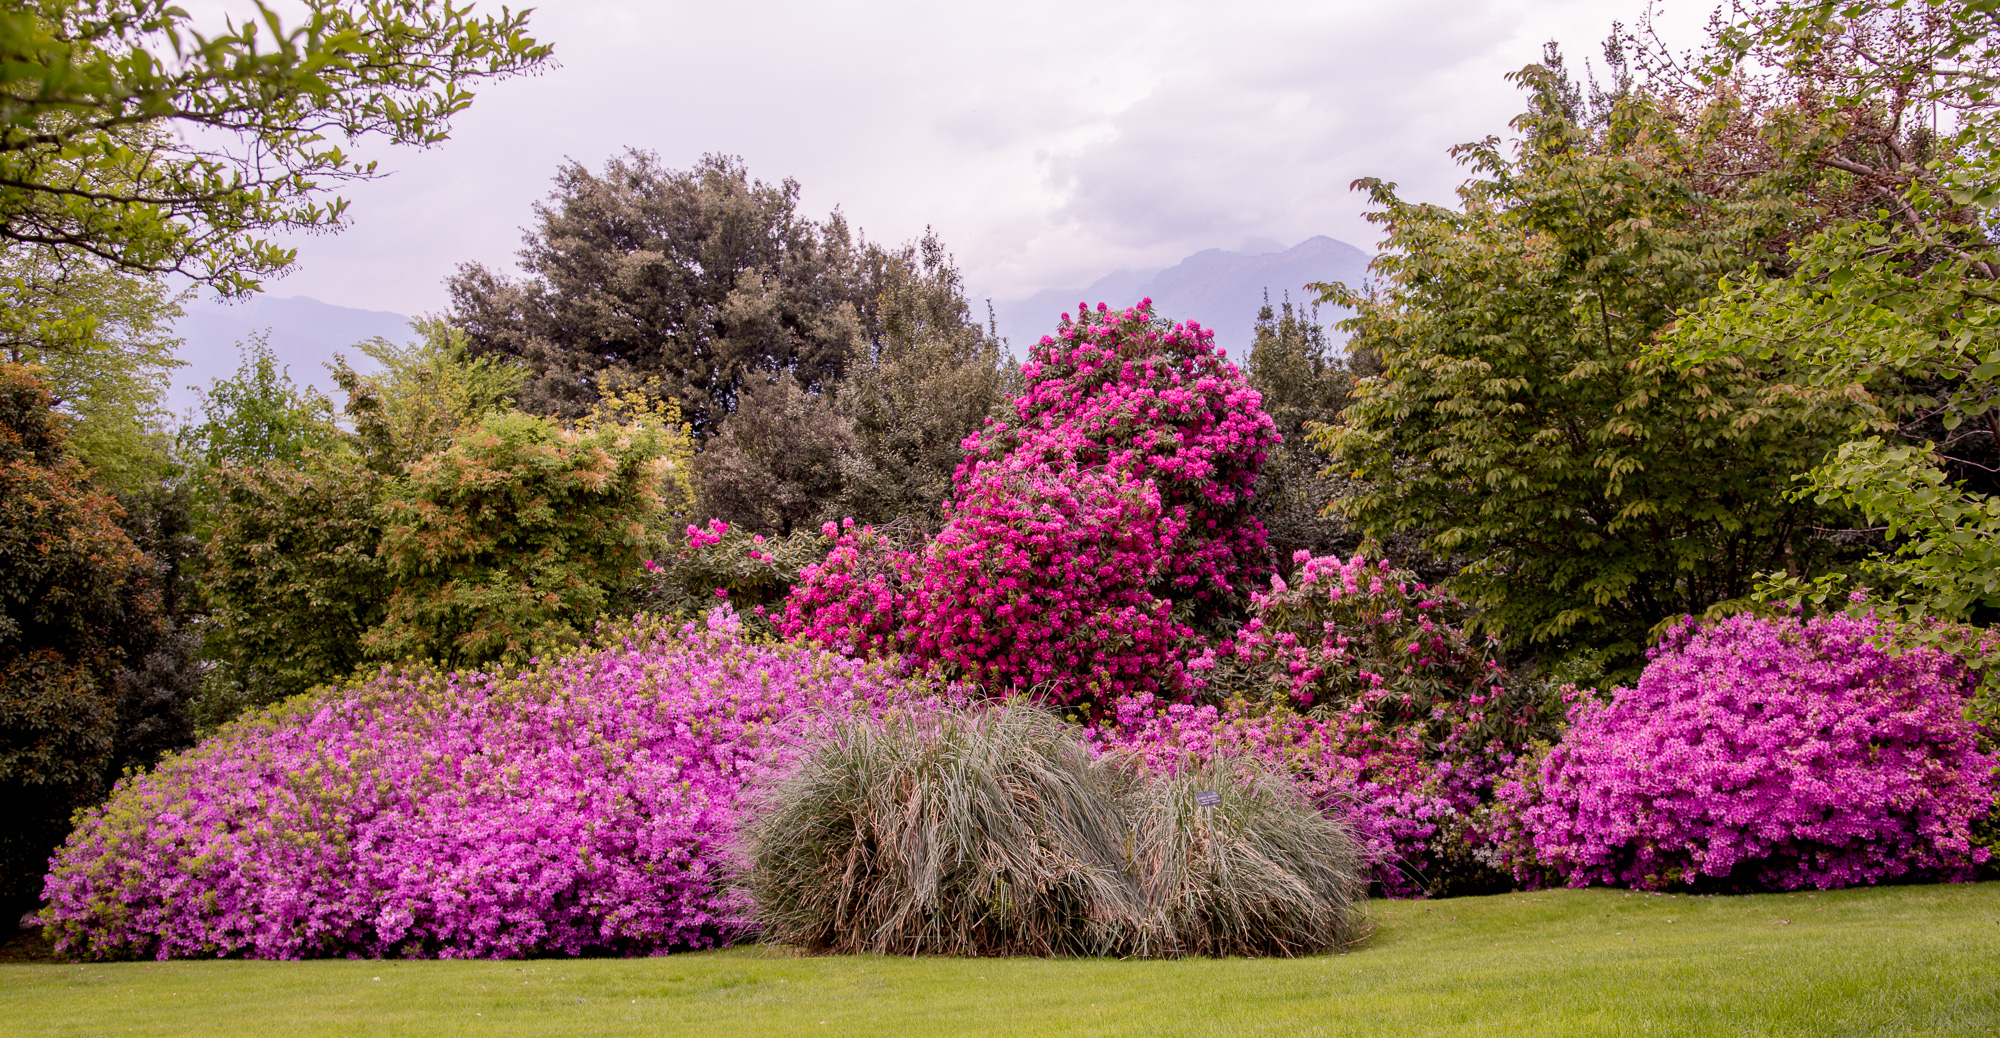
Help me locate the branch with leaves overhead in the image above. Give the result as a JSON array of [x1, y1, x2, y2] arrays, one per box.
[[0, 0, 551, 295]]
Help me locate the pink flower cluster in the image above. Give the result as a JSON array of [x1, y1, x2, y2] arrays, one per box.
[[913, 468, 1195, 703], [781, 520, 921, 658], [957, 301, 1279, 617], [1227, 552, 1543, 754], [685, 518, 728, 548], [1498, 612, 1996, 891], [38, 608, 957, 960], [784, 301, 1280, 705], [1084, 694, 1474, 898]]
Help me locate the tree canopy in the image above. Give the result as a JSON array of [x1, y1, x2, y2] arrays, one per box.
[[0, 0, 551, 296]]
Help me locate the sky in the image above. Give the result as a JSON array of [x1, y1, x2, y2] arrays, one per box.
[[204, 0, 1717, 320]]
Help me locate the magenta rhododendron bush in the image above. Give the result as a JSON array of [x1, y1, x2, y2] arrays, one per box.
[[38, 609, 955, 960], [912, 469, 1197, 703], [784, 300, 1280, 705], [1499, 612, 1996, 891], [956, 300, 1278, 621]]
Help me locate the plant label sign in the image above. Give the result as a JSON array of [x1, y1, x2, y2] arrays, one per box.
[[1195, 790, 1221, 808]]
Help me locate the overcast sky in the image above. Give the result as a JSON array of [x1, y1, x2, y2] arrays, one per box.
[[228, 0, 1716, 319]]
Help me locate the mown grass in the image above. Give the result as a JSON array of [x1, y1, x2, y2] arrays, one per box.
[[2, 883, 1995, 1037]]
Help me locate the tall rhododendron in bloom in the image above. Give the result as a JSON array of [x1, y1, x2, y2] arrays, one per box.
[[1499, 612, 1996, 891], [913, 468, 1195, 703], [39, 608, 958, 960], [957, 300, 1279, 619], [785, 301, 1281, 706]]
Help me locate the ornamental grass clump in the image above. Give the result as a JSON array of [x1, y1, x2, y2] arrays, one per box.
[[744, 705, 1144, 956], [39, 607, 955, 960], [744, 704, 1368, 957], [1128, 758, 1369, 956], [1498, 612, 1996, 891]]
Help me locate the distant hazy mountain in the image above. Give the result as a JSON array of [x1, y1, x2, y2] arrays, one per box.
[[169, 295, 412, 415], [992, 236, 1371, 357]]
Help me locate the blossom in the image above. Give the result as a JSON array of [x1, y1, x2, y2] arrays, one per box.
[[39, 610, 961, 960]]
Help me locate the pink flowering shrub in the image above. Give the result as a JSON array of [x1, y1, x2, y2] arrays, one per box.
[[1084, 695, 1475, 898], [912, 468, 1197, 703], [956, 300, 1279, 620], [784, 301, 1282, 705], [38, 608, 957, 960], [1221, 552, 1553, 751], [781, 520, 924, 657], [1497, 612, 1996, 891], [634, 518, 830, 634]]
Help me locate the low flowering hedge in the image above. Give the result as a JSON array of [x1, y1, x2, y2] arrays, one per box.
[[1085, 695, 1478, 898], [39, 608, 957, 960], [1494, 612, 1996, 891]]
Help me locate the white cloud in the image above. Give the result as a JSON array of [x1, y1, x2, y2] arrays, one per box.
[[235, 0, 1718, 318]]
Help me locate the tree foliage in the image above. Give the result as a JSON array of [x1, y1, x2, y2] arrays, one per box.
[[366, 409, 687, 667], [1660, 0, 2000, 621], [0, 0, 550, 295], [1243, 292, 1365, 570], [449, 151, 887, 432], [836, 231, 1019, 526], [691, 372, 858, 537], [1316, 51, 1850, 674], [0, 363, 174, 908], [0, 247, 183, 489]]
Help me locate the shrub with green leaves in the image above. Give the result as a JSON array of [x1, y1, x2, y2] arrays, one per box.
[[365, 410, 684, 667], [744, 704, 1367, 958]]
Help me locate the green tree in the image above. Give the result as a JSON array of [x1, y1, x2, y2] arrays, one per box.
[[1315, 53, 1848, 676], [1660, 0, 2000, 621], [0, 0, 550, 296], [179, 336, 339, 477], [1244, 291, 1365, 569], [692, 372, 860, 536], [448, 151, 910, 434], [0, 247, 184, 490], [836, 231, 1020, 526], [366, 409, 688, 667], [332, 317, 527, 472], [198, 451, 388, 716]]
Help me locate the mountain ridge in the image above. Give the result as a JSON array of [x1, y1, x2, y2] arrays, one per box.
[[991, 236, 1370, 356]]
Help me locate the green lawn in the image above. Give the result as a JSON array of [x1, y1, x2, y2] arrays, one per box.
[[2, 883, 1996, 1037]]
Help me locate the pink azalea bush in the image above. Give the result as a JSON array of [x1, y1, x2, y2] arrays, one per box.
[[1495, 612, 1996, 891], [1085, 695, 1475, 898], [39, 608, 957, 960]]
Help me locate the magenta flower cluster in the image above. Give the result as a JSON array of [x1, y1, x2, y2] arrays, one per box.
[[1084, 694, 1474, 898], [912, 468, 1196, 702], [780, 520, 920, 658], [1497, 612, 1996, 891], [957, 300, 1278, 617], [38, 608, 956, 960], [784, 301, 1278, 705]]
